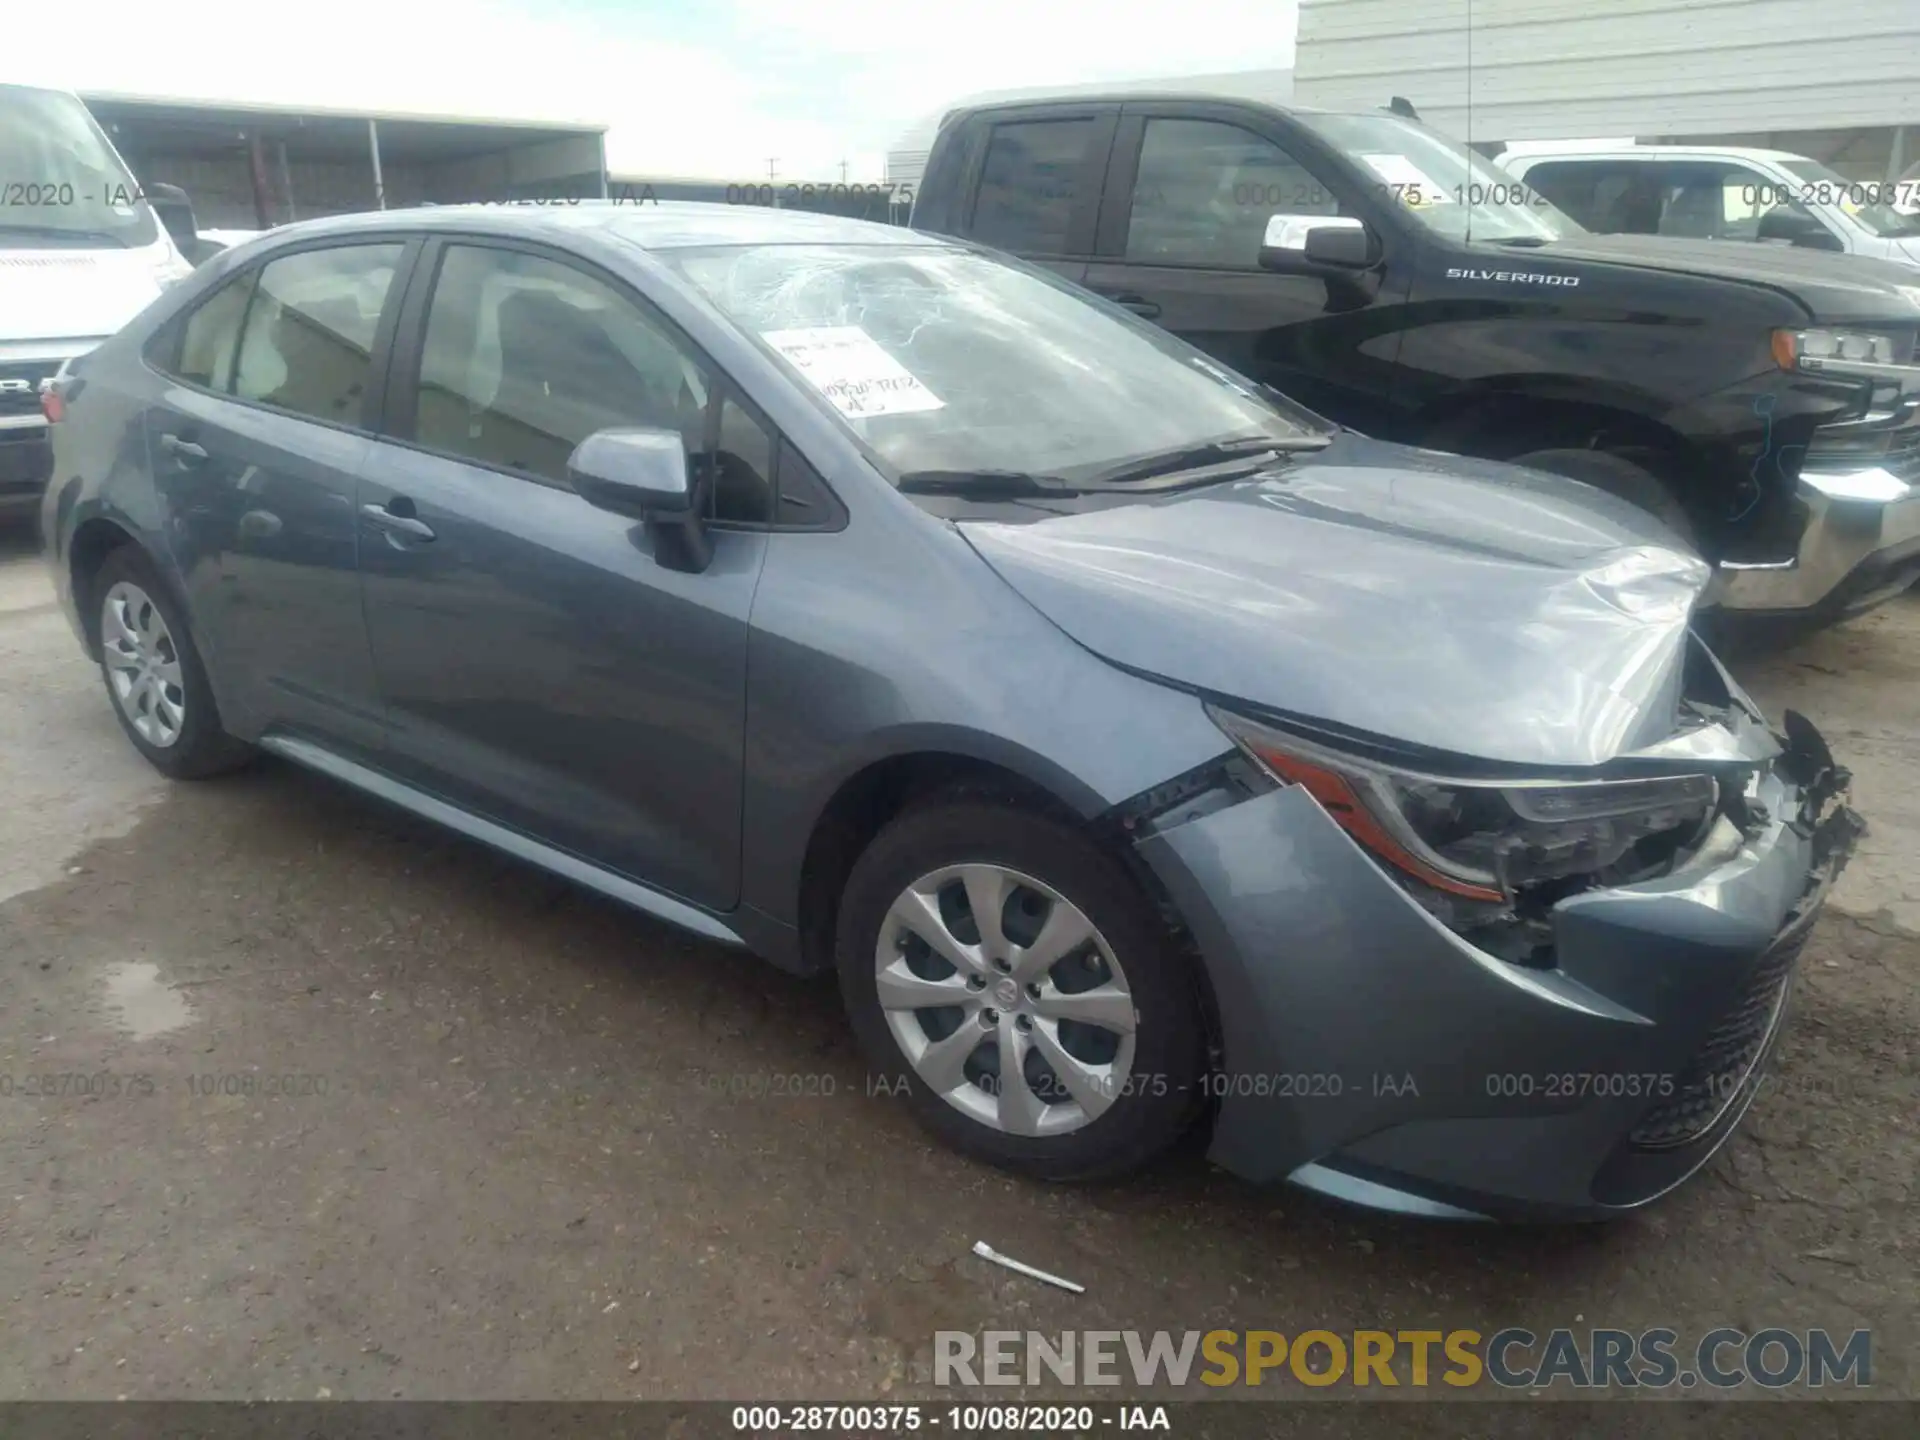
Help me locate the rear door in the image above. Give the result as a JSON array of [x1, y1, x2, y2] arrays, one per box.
[[940, 105, 1118, 287], [356, 237, 772, 912], [141, 238, 411, 756], [1082, 104, 1410, 420]]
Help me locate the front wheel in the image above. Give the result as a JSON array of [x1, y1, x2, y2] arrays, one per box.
[[837, 798, 1206, 1181]]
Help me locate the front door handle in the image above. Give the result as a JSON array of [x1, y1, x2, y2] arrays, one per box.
[[158, 433, 208, 464], [1103, 293, 1162, 319], [361, 500, 436, 542]]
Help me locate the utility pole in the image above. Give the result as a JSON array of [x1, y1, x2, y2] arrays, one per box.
[[839, 159, 848, 183]]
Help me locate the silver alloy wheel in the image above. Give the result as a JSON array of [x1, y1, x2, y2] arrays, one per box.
[[100, 581, 187, 749], [875, 863, 1138, 1137]]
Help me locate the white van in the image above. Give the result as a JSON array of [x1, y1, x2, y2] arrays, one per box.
[[1496, 142, 1920, 271], [1, 83, 196, 519]]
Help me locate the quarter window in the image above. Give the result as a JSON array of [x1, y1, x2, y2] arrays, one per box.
[[1126, 119, 1343, 267], [168, 271, 255, 390], [971, 119, 1099, 255], [232, 244, 403, 423]]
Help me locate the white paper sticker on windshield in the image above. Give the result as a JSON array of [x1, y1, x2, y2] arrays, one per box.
[[1358, 153, 1455, 205], [760, 326, 945, 418]]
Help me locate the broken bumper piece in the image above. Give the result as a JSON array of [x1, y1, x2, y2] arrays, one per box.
[[1135, 713, 1861, 1222]]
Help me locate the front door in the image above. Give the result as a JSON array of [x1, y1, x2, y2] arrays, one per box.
[[357, 240, 771, 912], [1084, 108, 1409, 421]]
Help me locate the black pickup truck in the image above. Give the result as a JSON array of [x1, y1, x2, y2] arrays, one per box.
[[910, 96, 1920, 620]]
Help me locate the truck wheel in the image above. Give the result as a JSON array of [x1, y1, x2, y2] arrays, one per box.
[[837, 798, 1206, 1181], [1510, 448, 1698, 551]]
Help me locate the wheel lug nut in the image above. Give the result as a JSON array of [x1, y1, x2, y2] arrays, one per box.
[[992, 957, 1012, 973], [966, 975, 986, 991], [981, 1009, 998, 1026], [1014, 1014, 1033, 1033], [1025, 983, 1042, 1001]]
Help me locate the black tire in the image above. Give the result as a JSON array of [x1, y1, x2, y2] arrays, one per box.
[[89, 547, 253, 780], [1509, 447, 1699, 551], [837, 797, 1205, 1181]]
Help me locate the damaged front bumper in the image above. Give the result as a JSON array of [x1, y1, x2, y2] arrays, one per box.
[[1134, 712, 1863, 1221]]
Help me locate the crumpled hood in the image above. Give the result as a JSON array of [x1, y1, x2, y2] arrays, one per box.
[[958, 435, 1714, 768], [0, 247, 167, 342]]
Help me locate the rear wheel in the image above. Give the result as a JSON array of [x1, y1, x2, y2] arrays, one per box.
[[91, 548, 253, 780], [837, 798, 1205, 1180], [1510, 447, 1699, 551]]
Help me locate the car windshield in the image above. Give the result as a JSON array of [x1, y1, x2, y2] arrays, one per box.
[[1295, 112, 1583, 244], [1781, 159, 1920, 238], [0, 85, 159, 249], [664, 243, 1329, 486]]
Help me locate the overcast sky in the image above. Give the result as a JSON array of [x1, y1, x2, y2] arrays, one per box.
[[20, 0, 1297, 180]]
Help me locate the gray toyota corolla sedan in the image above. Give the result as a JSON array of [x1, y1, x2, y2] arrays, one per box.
[[41, 203, 1862, 1220]]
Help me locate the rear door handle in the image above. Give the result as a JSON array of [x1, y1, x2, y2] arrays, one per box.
[[361, 500, 436, 542], [1104, 293, 1162, 319], [158, 433, 208, 464]]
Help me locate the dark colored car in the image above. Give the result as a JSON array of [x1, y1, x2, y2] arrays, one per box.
[[910, 95, 1920, 621], [41, 204, 1860, 1219]]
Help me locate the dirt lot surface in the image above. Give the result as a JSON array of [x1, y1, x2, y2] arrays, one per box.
[[0, 524, 1914, 1416]]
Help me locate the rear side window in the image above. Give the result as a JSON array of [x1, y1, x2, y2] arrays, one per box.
[[233, 244, 404, 424], [971, 119, 1099, 254], [1523, 162, 1649, 233], [1126, 118, 1345, 267], [169, 272, 255, 390]]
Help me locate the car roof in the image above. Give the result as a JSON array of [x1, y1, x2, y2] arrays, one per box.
[[1502, 142, 1811, 164], [245, 201, 951, 252], [951, 91, 1326, 118]]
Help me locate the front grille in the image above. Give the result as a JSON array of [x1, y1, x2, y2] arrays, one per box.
[[0, 359, 58, 419], [1628, 927, 1806, 1150]]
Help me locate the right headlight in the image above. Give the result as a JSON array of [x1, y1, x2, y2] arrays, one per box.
[[1771, 327, 1907, 370], [1209, 706, 1718, 902]]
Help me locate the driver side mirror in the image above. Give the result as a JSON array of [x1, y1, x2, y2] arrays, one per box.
[[567, 427, 713, 572], [144, 182, 200, 256], [1757, 206, 1844, 252], [1259, 214, 1378, 273]]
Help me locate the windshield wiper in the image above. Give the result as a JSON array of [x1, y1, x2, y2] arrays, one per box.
[[0, 222, 132, 247], [1488, 235, 1552, 247], [896, 469, 1084, 497], [1081, 435, 1322, 487]]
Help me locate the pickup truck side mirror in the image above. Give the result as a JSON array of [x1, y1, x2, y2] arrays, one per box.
[[143, 182, 200, 255], [1755, 206, 1844, 253], [567, 427, 713, 572], [1259, 215, 1379, 273]]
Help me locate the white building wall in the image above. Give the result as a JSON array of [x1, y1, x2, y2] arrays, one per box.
[[1293, 0, 1919, 144]]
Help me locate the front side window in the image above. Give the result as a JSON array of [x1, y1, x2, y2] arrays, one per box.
[[1127, 118, 1344, 268], [233, 244, 403, 424], [1294, 112, 1581, 244], [413, 245, 773, 522], [970, 119, 1099, 255], [668, 243, 1328, 486]]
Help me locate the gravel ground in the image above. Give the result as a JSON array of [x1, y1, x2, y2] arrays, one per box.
[[0, 524, 1913, 1409]]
